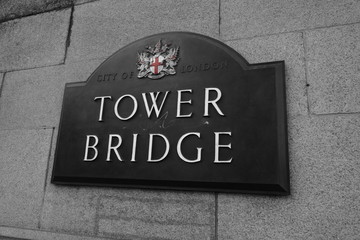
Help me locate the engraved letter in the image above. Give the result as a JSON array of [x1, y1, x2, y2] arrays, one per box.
[[177, 132, 202, 163], [204, 88, 225, 116], [114, 94, 138, 120], [147, 133, 170, 162], [94, 96, 112, 121], [142, 91, 169, 118], [106, 134, 123, 161], [214, 132, 232, 163], [176, 89, 193, 118], [130, 133, 138, 162], [83, 135, 99, 161]]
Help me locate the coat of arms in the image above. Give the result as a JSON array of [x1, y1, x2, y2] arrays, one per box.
[[137, 40, 180, 79]]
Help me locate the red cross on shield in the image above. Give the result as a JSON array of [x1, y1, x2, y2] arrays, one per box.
[[150, 55, 164, 75]]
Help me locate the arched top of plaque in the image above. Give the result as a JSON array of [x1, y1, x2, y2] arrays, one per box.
[[69, 31, 284, 87]]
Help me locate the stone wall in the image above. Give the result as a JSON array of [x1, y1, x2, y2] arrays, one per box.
[[0, 0, 359, 239]]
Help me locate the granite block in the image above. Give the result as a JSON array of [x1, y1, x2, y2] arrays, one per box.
[[97, 196, 213, 239], [98, 196, 212, 225], [0, 58, 104, 130], [40, 185, 99, 236], [218, 114, 360, 239], [0, 0, 73, 22], [338, 224, 360, 240], [67, 0, 219, 62], [0, 129, 53, 228], [306, 23, 360, 114], [225, 32, 307, 116], [98, 218, 211, 240], [221, 0, 360, 40], [0, 9, 71, 72]]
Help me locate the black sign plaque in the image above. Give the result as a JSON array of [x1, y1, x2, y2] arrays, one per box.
[[52, 32, 289, 195]]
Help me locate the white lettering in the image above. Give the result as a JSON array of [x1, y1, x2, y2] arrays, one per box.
[[142, 91, 169, 118], [177, 132, 202, 163], [214, 132, 232, 163], [114, 94, 138, 120], [106, 134, 123, 161], [83, 135, 99, 161], [94, 96, 112, 121], [130, 133, 138, 162], [147, 133, 170, 162], [176, 89, 193, 118], [204, 87, 225, 116]]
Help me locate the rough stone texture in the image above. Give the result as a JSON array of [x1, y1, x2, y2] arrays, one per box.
[[97, 197, 213, 239], [41, 130, 215, 239], [98, 219, 211, 240], [218, 114, 360, 239], [0, 236, 22, 240], [0, 9, 71, 72], [0, 129, 53, 229], [306, 23, 360, 114], [0, 0, 72, 22], [221, 0, 360, 40], [0, 226, 110, 240], [0, 0, 101, 22], [0, 236, 23, 240], [67, 0, 219, 62], [225, 32, 307, 116], [0, 58, 104, 130]]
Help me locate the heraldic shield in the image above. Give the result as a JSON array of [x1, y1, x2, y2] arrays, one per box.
[[137, 40, 180, 79]]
